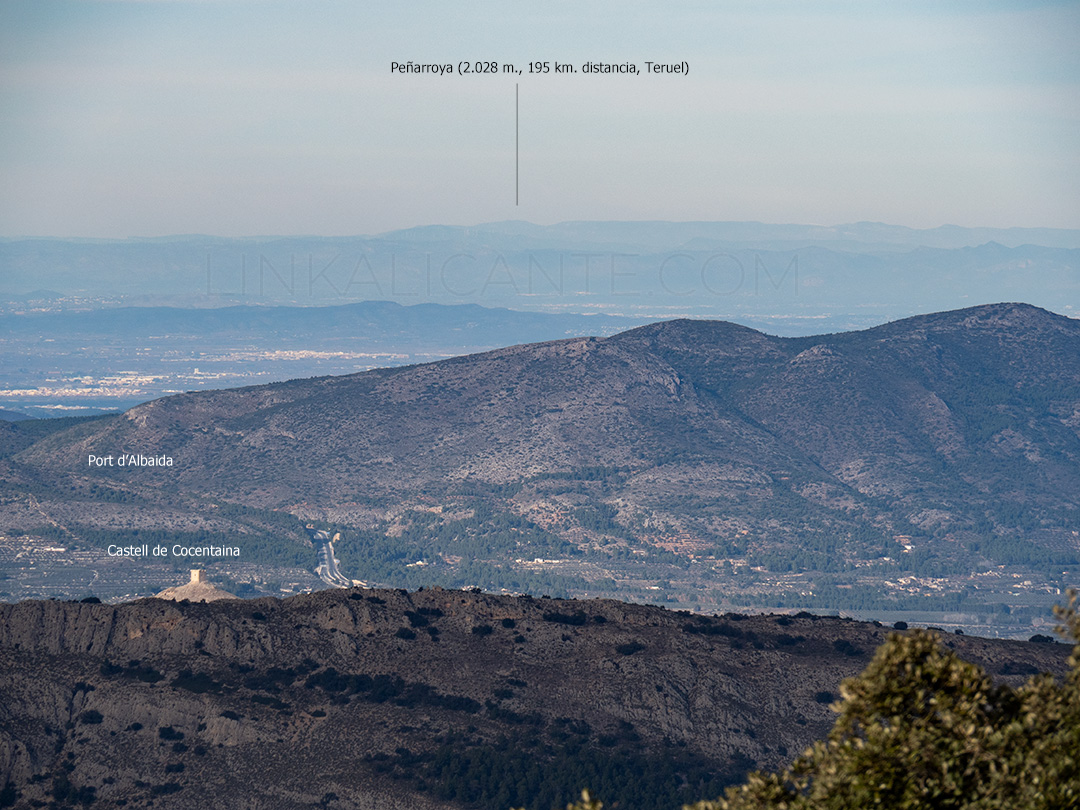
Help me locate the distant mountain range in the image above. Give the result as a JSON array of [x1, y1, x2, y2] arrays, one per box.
[[378, 219, 1080, 251], [4, 303, 1078, 622], [2, 222, 1077, 334]]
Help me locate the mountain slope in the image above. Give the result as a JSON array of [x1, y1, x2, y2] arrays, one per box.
[[5, 303, 1080, 616], [18, 303, 1080, 519]]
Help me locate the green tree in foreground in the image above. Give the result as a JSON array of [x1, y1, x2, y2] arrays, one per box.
[[529, 592, 1080, 810], [689, 590, 1080, 810], [552, 791, 603, 810]]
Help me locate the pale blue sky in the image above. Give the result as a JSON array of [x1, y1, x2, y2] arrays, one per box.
[[1, 1, 1077, 236]]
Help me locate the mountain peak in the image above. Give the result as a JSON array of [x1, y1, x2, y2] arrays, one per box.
[[867, 303, 1074, 339]]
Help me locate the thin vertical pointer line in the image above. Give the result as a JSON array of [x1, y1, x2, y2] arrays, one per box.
[[515, 83, 519, 205]]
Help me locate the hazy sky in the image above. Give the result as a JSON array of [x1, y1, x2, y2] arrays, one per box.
[[1, 1, 1077, 237]]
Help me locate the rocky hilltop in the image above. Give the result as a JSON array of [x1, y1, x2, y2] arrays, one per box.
[[154, 569, 238, 603], [0, 589, 1069, 809]]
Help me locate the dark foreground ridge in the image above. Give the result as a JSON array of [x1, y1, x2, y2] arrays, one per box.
[[0, 588, 1070, 809]]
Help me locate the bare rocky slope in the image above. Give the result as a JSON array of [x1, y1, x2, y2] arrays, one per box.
[[0, 589, 1071, 810]]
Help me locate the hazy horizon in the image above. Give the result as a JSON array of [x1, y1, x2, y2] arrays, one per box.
[[2, 1, 1077, 238], [4, 217, 1080, 245]]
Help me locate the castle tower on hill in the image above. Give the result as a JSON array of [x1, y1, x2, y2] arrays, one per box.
[[155, 569, 237, 603]]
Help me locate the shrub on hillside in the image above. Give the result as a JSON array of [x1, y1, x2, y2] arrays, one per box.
[[688, 590, 1080, 810]]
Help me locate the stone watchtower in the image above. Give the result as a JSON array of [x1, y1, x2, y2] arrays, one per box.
[[154, 568, 237, 603]]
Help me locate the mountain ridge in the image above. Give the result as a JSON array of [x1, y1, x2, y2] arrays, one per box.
[[0, 588, 1070, 809], [3, 303, 1079, 619]]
